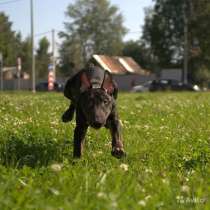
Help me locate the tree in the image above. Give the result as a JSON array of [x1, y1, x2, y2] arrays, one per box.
[[0, 12, 22, 66], [18, 37, 32, 74], [59, 0, 127, 75], [36, 37, 50, 79], [189, 0, 210, 67], [122, 40, 153, 70], [142, 1, 184, 69], [194, 66, 210, 88], [141, 0, 210, 82]]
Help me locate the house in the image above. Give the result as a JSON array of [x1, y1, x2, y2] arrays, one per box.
[[161, 69, 182, 82], [0, 67, 30, 90], [3, 67, 30, 80], [90, 55, 154, 90]]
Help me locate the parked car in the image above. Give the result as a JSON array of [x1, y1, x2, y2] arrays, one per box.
[[36, 81, 64, 92], [132, 79, 200, 92], [131, 81, 152, 92], [173, 82, 200, 91]]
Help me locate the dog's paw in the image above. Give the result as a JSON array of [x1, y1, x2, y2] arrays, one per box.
[[111, 147, 126, 159], [62, 114, 71, 123], [62, 110, 74, 123]]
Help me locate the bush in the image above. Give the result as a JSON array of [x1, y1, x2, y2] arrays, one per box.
[[195, 66, 210, 87]]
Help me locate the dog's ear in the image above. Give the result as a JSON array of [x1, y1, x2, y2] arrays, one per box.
[[102, 71, 115, 94], [80, 72, 91, 91]]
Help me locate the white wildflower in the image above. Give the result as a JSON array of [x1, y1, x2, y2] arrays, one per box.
[[50, 163, 62, 172], [162, 178, 169, 185], [97, 192, 106, 199], [49, 188, 60, 196], [145, 168, 152, 173], [138, 200, 146, 206], [143, 125, 150, 130], [145, 195, 151, 200], [181, 185, 190, 193], [141, 188, 145, 193], [120, 163, 129, 171]]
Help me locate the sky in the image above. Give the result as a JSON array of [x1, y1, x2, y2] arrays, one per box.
[[0, 0, 153, 50]]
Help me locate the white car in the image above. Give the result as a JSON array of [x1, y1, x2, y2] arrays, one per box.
[[131, 81, 153, 92]]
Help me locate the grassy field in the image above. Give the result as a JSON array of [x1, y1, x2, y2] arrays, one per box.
[[0, 91, 209, 210]]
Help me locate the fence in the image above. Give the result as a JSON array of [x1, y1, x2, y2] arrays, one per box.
[[0, 78, 67, 91], [0, 75, 156, 91], [0, 79, 32, 91]]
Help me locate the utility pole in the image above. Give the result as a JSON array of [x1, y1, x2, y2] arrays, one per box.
[[183, 0, 188, 84], [52, 29, 56, 81], [17, 57, 22, 90], [30, 0, 36, 93], [0, 52, 3, 91]]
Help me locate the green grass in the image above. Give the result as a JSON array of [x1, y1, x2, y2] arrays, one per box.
[[0, 91, 209, 210]]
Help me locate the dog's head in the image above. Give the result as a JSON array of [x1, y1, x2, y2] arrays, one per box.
[[79, 70, 116, 129]]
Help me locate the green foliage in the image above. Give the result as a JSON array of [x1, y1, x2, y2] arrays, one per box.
[[122, 40, 153, 71], [189, 0, 210, 66], [0, 12, 33, 75], [59, 0, 127, 75], [36, 37, 51, 79], [19, 37, 32, 74], [0, 12, 52, 79], [142, 0, 210, 78], [0, 92, 209, 209], [142, 1, 184, 68], [194, 66, 210, 87], [0, 12, 22, 66]]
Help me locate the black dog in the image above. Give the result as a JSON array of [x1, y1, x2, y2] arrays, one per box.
[[62, 65, 125, 158]]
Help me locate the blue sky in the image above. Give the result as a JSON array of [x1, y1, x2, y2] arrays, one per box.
[[0, 0, 153, 48]]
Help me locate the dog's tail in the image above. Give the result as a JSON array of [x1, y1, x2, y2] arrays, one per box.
[[62, 102, 75, 123]]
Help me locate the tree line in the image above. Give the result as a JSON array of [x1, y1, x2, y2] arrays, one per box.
[[0, 12, 50, 80], [141, 0, 210, 84], [1, 0, 210, 84]]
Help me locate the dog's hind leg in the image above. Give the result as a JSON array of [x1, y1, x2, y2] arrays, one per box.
[[62, 102, 75, 123]]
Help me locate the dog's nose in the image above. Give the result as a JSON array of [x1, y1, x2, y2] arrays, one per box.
[[92, 122, 102, 129]]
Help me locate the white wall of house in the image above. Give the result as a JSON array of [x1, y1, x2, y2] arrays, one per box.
[[112, 74, 155, 91], [161, 69, 182, 81]]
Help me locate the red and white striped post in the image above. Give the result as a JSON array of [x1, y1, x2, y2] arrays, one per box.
[[48, 64, 54, 91]]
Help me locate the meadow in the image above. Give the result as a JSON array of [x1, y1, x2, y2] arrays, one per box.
[[0, 91, 209, 210]]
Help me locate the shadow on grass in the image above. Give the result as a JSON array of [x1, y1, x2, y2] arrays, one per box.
[[135, 95, 148, 101], [183, 154, 209, 171], [0, 134, 72, 168]]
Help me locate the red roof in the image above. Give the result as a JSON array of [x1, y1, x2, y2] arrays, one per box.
[[92, 54, 150, 75]]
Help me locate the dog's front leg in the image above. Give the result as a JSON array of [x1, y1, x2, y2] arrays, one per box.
[[107, 112, 125, 158], [73, 108, 88, 158], [73, 124, 88, 158], [62, 102, 75, 123]]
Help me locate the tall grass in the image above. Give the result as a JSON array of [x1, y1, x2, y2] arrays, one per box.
[[0, 92, 209, 210]]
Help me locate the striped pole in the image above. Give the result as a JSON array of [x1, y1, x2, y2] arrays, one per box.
[[48, 70, 54, 91]]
